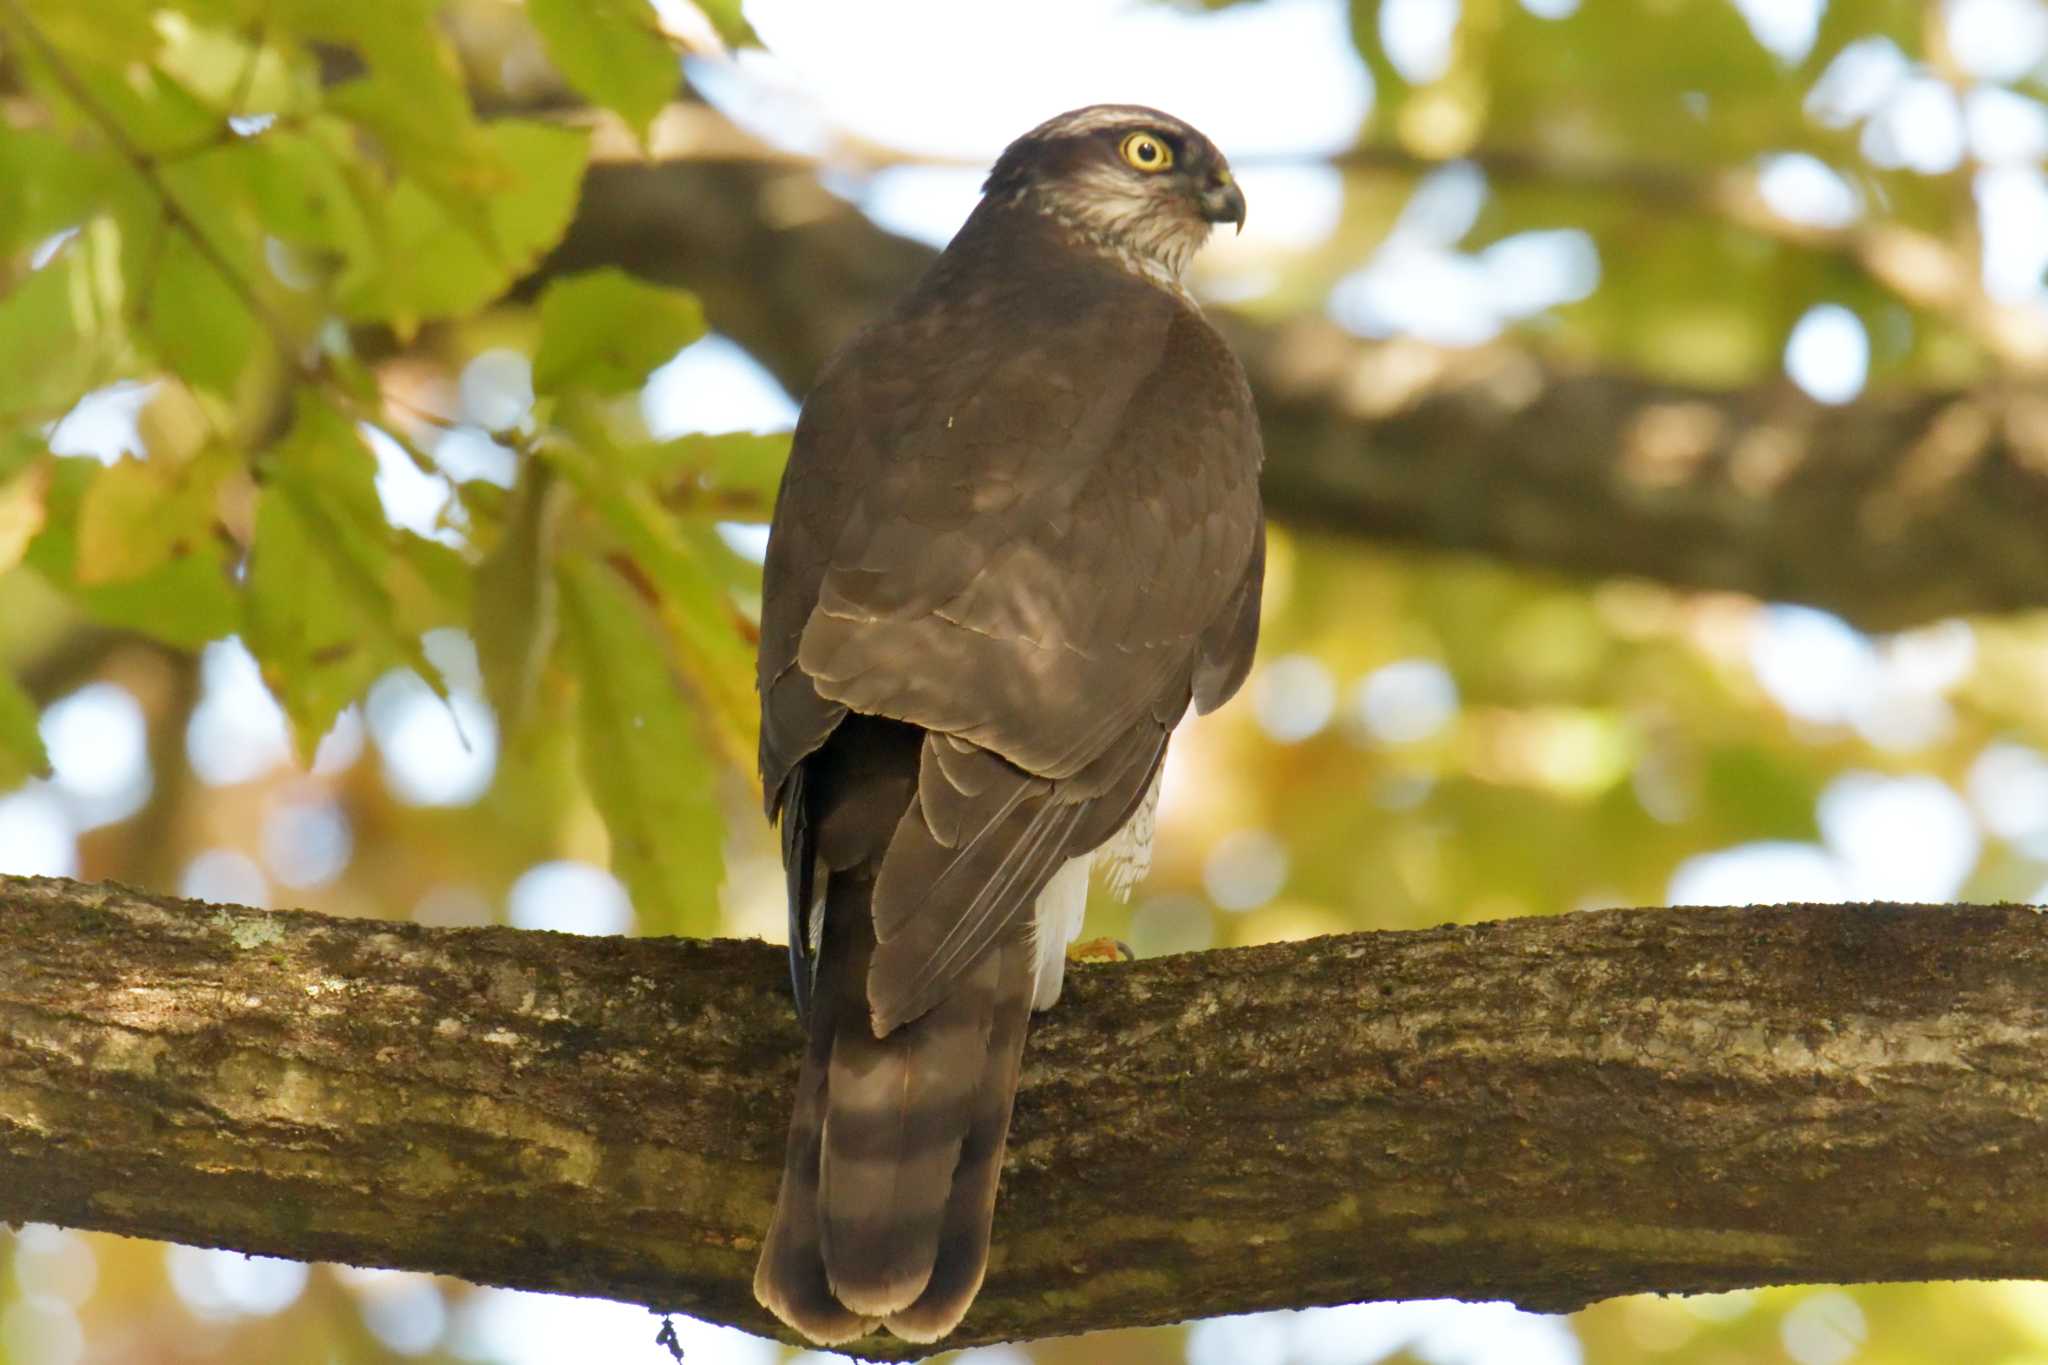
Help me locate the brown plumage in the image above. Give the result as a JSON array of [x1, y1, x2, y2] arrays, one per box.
[[754, 104, 1264, 1346]]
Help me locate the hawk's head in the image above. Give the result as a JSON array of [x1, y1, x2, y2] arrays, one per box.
[[982, 104, 1247, 281]]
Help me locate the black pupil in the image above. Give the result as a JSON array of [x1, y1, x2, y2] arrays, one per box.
[[1137, 140, 1156, 162]]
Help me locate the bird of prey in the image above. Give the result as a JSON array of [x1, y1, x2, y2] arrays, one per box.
[[753, 103, 1265, 1346]]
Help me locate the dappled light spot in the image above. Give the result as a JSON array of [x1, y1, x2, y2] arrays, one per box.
[[508, 860, 634, 936], [1968, 742, 2048, 843], [1328, 213, 1599, 346], [10, 1226, 96, 1307], [1779, 1289, 1866, 1365], [1756, 152, 1861, 228], [46, 380, 153, 464], [334, 1266, 447, 1356], [186, 638, 293, 786], [40, 681, 149, 829], [1352, 659, 1458, 745], [1203, 829, 1290, 912], [164, 1246, 308, 1321], [261, 796, 353, 890], [1726, 0, 1819, 62], [366, 669, 497, 808], [1379, 0, 1458, 85], [1620, 401, 1724, 489], [1467, 708, 1633, 799], [179, 849, 269, 909], [1947, 0, 2048, 83], [0, 788, 75, 878], [1252, 653, 1336, 744], [364, 424, 461, 546], [643, 334, 798, 440], [859, 167, 989, 249], [1784, 304, 1868, 404], [1728, 423, 1808, 497], [1850, 684, 1952, 752], [1817, 772, 1979, 902], [1751, 607, 1966, 750], [1967, 89, 2048, 167], [458, 348, 536, 434], [1978, 166, 2048, 304], [715, 521, 771, 564], [1479, 230, 1600, 316], [1330, 248, 1497, 346], [433, 426, 517, 489], [1862, 77, 1965, 174], [1129, 892, 1216, 957], [1748, 605, 1873, 726], [1668, 841, 1849, 907], [312, 706, 367, 777], [1805, 37, 1909, 128], [1225, 165, 1345, 251]]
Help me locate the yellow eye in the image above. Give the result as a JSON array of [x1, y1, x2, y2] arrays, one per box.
[[1119, 131, 1173, 173]]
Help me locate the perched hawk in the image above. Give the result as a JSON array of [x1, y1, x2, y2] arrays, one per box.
[[753, 104, 1265, 1345]]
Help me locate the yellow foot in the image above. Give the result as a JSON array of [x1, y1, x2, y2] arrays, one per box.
[[1066, 936, 1135, 965]]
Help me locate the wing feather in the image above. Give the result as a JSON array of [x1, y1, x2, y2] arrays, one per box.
[[760, 217, 1263, 1037]]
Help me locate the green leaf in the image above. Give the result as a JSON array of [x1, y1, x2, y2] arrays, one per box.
[[244, 395, 454, 750], [557, 554, 723, 938], [541, 409, 758, 770], [473, 461, 564, 734], [143, 231, 258, 396], [688, 0, 757, 47], [636, 430, 791, 510], [533, 268, 704, 396], [340, 121, 588, 333], [75, 446, 235, 585], [279, 0, 483, 228], [0, 226, 124, 423], [527, 0, 677, 137], [0, 672, 50, 787], [25, 458, 239, 647], [0, 131, 112, 255]]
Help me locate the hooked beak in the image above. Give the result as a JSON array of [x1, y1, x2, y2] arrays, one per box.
[[1199, 168, 1246, 235]]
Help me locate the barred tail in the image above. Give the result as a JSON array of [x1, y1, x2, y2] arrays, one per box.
[[754, 869, 1035, 1345]]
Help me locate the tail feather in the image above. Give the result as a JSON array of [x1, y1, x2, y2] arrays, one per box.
[[756, 868, 1037, 1343], [820, 899, 1001, 1314], [884, 934, 1036, 1342], [752, 900, 876, 1346]]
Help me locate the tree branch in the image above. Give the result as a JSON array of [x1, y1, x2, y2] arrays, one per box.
[[8, 874, 2048, 1356], [527, 156, 2048, 631]]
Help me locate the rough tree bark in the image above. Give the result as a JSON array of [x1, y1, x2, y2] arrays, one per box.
[[8, 873, 2048, 1357], [521, 153, 2048, 632]]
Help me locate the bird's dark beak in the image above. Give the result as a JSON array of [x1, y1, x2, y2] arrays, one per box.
[[1200, 169, 1246, 235]]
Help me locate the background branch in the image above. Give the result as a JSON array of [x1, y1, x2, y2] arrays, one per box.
[[524, 155, 2048, 631], [8, 873, 2048, 1357]]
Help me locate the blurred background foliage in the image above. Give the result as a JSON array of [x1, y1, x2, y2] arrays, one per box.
[[5, 0, 2048, 1362]]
